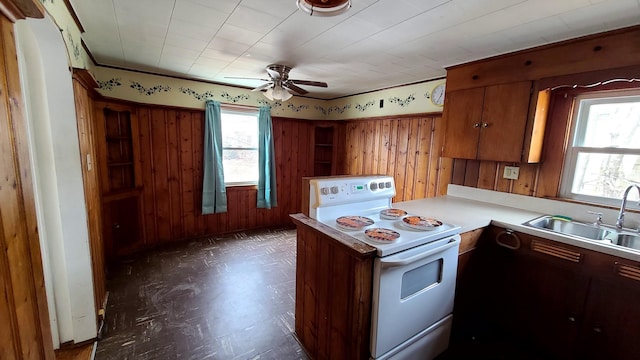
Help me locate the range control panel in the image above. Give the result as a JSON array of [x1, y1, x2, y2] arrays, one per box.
[[309, 175, 396, 211]]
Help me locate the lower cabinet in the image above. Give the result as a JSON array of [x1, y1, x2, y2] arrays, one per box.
[[457, 225, 640, 360], [102, 193, 143, 260]]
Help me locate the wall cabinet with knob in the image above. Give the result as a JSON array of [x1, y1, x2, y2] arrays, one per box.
[[442, 81, 533, 162], [456, 225, 640, 359], [94, 101, 144, 260]]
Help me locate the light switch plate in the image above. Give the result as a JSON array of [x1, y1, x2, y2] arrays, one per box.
[[503, 166, 520, 180]]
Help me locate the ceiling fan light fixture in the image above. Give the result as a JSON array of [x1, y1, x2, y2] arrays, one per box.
[[296, 0, 351, 17], [264, 85, 293, 102]]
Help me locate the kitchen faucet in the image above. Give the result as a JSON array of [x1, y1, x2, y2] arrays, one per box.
[[616, 184, 640, 230]]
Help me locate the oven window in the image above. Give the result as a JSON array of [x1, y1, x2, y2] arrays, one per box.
[[400, 259, 442, 299]]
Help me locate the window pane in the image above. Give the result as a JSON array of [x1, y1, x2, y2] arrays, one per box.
[[223, 149, 258, 183], [579, 99, 640, 148], [571, 152, 640, 200], [221, 113, 258, 148]]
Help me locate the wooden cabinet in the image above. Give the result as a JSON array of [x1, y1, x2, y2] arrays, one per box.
[[313, 126, 336, 176], [458, 225, 640, 359], [442, 81, 532, 162], [95, 102, 144, 259]]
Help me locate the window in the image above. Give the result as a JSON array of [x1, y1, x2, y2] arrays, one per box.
[[220, 108, 259, 185], [560, 90, 640, 207]]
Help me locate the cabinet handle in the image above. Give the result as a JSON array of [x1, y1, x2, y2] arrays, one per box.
[[482, 122, 489, 128], [473, 123, 480, 128], [568, 316, 576, 322], [593, 327, 603, 333], [495, 229, 521, 250]]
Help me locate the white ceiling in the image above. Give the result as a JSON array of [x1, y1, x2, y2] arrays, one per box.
[[70, 0, 640, 99]]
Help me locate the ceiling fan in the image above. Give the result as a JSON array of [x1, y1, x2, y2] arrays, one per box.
[[227, 64, 328, 101]]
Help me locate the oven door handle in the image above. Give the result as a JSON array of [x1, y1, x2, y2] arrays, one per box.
[[379, 238, 459, 268]]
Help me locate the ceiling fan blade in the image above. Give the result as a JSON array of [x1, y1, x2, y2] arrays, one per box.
[[283, 82, 308, 95], [251, 82, 273, 92], [290, 79, 328, 88], [224, 76, 270, 81], [265, 67, 283, 81]]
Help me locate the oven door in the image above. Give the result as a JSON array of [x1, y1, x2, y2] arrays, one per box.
[[370, 235, 460, 359]]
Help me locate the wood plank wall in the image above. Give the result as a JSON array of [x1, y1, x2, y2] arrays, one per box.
[[336, 114, 452, 201], [134, 105, 316, 246], [0, 12, 54, 360], [72, 74, 107, 325], [449, 160, 540, 196]]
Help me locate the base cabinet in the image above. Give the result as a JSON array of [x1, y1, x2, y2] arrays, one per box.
[[457, 225, 640, 360]]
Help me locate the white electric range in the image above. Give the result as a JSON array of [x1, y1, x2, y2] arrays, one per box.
[[307, 175, 461, 360]]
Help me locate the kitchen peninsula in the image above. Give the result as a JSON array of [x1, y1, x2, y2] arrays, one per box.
[[292, 184, 640, 359]]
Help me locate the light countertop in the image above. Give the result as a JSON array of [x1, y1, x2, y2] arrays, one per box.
[[394, 185, 640, 262]]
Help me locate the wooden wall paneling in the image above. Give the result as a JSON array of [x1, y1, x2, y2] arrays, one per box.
[[386, 119, 399, 197], [191, 111, 205, 235], [72, 78, 106, 325], [179, 112, 196, 239], [451, 159, 467, 186], [436, 157, 453, 196], [166, 110, 183, 240], [430, 116, 449, 197], [463, 160, 480, 187], [477, 161, 498, 190], [495, 163, 512, 192], [300, 228, 318, 355], [285, 119, 299, 221], [150, 108, 172, 242], [363, 121, 375, 175], [413, 117, 432, 199], [329, 247, 350, 358], [371, 120, 382, 175], [137, 107, 158, 247], [378, 119, 391, 176], [512, 163, 538, 196], [393, 119, 410, 201], [0, 214, 19, 359], [403, 119, 420, 200]]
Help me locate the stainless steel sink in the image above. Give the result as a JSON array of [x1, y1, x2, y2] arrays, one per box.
[[612, 233, 640, 251], [524, 215, 613, 241]]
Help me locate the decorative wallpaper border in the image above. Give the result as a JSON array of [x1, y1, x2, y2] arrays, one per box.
[[93, 67, 445, 120]]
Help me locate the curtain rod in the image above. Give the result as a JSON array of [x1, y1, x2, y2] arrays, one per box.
[[220, 102, 260, 111]]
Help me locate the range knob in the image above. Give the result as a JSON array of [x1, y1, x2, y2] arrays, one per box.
[[385, 181, 392, 188], [330, 186, 339, 194], [378, 182, 385, 189], [370, 182, 378, 190], [320, 187, 330, 195]]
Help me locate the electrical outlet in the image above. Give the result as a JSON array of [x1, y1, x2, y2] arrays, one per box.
[[503, 166, 520, 180]]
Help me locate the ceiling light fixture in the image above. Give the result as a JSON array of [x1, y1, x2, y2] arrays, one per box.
[[296, 0, 352, 17], [263, 83, 293, 102]]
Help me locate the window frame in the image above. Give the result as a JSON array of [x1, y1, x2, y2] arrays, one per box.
[[559, 89, 640, 208], [219, 106, 259, 187]]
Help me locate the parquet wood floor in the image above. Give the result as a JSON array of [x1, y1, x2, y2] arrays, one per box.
[[95, 227, 308, 360]]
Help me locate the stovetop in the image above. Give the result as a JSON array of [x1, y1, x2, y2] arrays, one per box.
[[320, 208, 461, 257]]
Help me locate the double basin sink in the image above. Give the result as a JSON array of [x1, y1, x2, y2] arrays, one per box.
[[524, 215, 640, 251]]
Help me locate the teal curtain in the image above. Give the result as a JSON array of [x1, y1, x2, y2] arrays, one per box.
[[257, 106, 278, 209], [202, 100, 227, 214]]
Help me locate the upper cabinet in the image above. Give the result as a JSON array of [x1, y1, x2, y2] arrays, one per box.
[[95, 102, 142, 195], [440, 26, 640, 164], [442, 82, 532, 162]]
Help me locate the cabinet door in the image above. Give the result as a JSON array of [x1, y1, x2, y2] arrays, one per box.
[[578, 276, 640, 360], [469, 227, 588, 358], [442, 87, 485, 159], [103, 196, 142, 259], [477, 82, 531, 161]]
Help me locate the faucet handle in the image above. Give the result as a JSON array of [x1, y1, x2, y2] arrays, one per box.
[[588, 211, 603, 226]]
